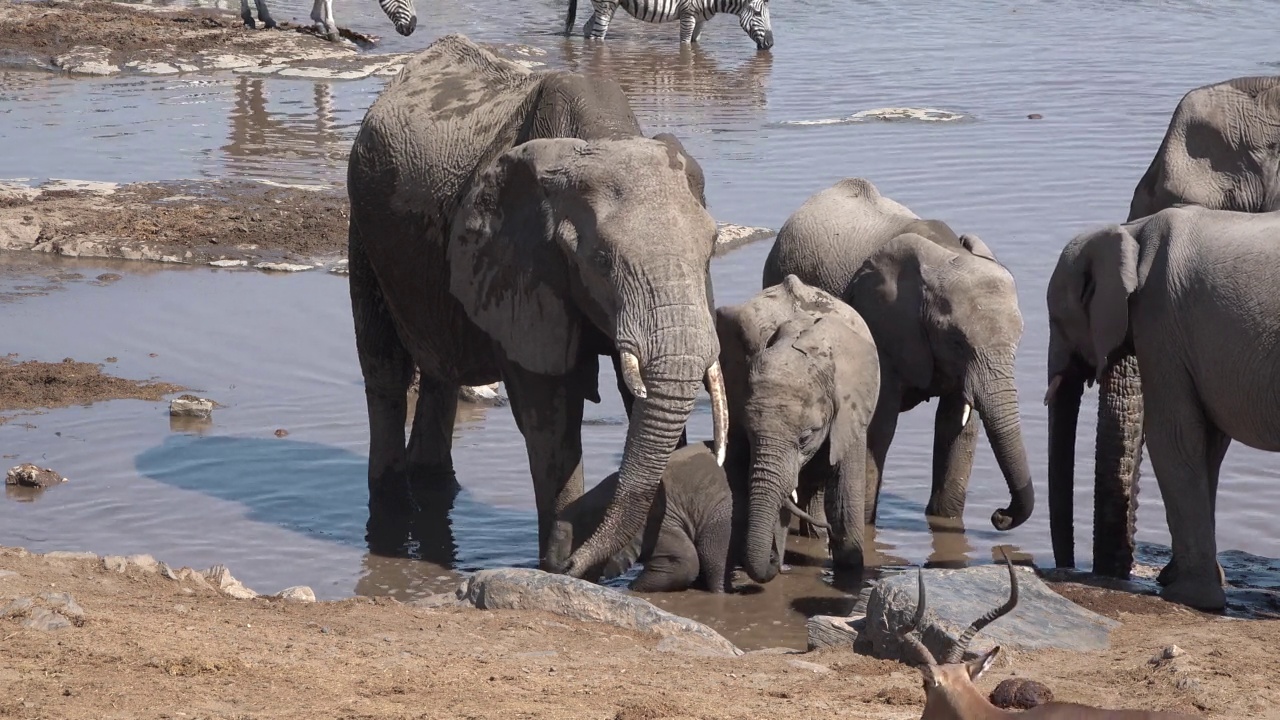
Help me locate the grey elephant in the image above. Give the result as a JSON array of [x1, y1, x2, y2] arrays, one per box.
[[347, 35, 728, 574], [716, 275, 881, 581], [546, 441, 822, 592], [1045, 204, 1280, 611], [1051, 76, 1280, 580], [762, 178, 1035, 538], [1129, 76, 1280, 223]]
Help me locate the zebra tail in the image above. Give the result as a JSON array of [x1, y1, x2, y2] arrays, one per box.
[[564, 0, 577, 35]]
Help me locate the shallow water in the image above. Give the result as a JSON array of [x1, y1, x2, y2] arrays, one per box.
[[4, 0, 1280, 649]]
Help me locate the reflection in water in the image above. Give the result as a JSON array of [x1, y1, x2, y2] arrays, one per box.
[[559, 40, 772, 119], [222, 77, 346, 184], [924, 515, 976, 569]]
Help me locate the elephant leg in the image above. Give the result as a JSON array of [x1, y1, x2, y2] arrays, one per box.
[[794, 463, 829, 539], [1157, 430, 1230, 589], [611, 353, 686, 448], [865, 386, 901, 525], [350, 226, 415, 514], [503, 361, 588, 562], [633, 536, 700, 592], [926, 392, 979, 519], [694, 512, 733, 593], [1144, 388, 1226, 611], [405, 373, 461, 500], [253, 0, 277, 28]]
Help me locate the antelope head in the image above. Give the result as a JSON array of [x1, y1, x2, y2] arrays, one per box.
[[897, 551, 1021, 720]]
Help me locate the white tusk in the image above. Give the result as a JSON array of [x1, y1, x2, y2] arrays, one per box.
[[791, 489, 799, 503], [960, 403, 971, 429], [1044, 374, 1063, 407], [706, 360, 728, 466], [620, 351, 647, 400]]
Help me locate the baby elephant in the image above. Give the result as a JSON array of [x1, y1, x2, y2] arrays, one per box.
[[546, 442, 816, 592]]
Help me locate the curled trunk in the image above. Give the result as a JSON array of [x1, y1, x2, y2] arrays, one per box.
[[1092, 354, 1144, 579], [972, 363, 1034, 531]]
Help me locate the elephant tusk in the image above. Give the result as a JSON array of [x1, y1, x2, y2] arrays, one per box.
[[706, 360, 728, 466], [620, 351, 647, 400], [784, 496, 830, 529], [791, 489, 799, 503], [960, 403, 972, 429], [1044, 374, 1063, 407]]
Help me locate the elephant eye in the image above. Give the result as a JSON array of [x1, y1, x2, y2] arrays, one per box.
[[798, 428, 818, 445]]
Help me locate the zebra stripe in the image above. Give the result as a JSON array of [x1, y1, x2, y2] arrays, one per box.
[[579, 0, 773, 49]]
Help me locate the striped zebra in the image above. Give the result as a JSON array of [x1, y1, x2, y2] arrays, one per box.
[[564, 0, 774, 50], [240, 0, 416, 42]]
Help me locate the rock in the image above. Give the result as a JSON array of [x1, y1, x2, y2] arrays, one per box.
[[458, 383, 507, 406], [785, 659, 831, 674], [713, 223, 774, 256], [1153, 645, 1186, 662], [860, 564, 1120, 662], [0, 570, 17, 580], [38, 592, 84, 624], [408, 592, 461, 609], [169, 395, 215, 419], [990, 678, 1054, 709], [22, 608, 71, 631], [807, 614, 864, 651], [273, 586, 316, 603], [175, 567, 215, 591], [1, 597, 33, 618], [209, 259, 248, 268], [455, 568, 742, 657], [254, 262, 313, 273], [102, 555, 129, 573], [203, 564, 258, 599], [53, 47, 119, 76], [103, 554, 161, 574], [6, 464, 66, 489], [42, 551, 98, 562]]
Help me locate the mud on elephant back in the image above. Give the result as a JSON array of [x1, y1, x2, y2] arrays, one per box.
[[760, 178, 1036, 545], [1047, 74, 1280, 587], [346, 34, 727, 576]]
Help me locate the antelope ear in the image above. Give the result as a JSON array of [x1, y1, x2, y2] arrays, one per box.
[[966, 645, 1000, 681]]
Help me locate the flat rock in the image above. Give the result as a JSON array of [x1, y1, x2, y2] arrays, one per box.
[[714, 223, 773, 257], [22, 608, 71, 631], [42, 551, 97, 562], [274, 586, 316, 603], [861, 564, 1119, 662], [38, 591, 84, 623], [785, 659, 832, 674], [169, 395, 215, 419], [807, 614, 864, 651], [0, 570, 17, 580], [455, 568, 742, 657], [6, 464, 66, 488], [1, 597, 33, 618], [254, 261, 313, 273], [458, 383, 507, 406]]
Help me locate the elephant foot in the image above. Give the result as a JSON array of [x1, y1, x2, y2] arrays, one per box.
[[1159, 578, 1226, 612], [262, 17, 278, 29], [1157, 558, 1226, 587]]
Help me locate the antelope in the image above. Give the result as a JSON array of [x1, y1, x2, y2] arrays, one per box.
[[896, 552, 1202, 720]]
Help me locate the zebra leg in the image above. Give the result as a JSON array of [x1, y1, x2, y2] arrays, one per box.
[[239, 0, 256, 28], [679, 13, 696, 43], [584, 0, 618, 40], [252, 0, 277, 29], [690, 16, 706, 43], [309, 0, 340, 40]]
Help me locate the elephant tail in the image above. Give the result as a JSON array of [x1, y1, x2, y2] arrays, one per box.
[[564, 0, 577, 35]]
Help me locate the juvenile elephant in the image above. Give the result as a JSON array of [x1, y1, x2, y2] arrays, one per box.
[[547, 441, 820, 592], [762, 178, 1034, 536], [1045, 205, 1280, 611], [1129, 76, 1280, 222], [347, 35, 727, 575], [716, 275, 881, 580]]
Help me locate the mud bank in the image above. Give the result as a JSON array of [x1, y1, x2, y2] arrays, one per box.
[[0, 545, 1272, 719], [0, 0, 416, 79], [0, 178, 773, 272], [0, 356, 184, 425]]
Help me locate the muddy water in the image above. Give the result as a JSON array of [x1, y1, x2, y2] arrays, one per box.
[[5, 0, 1280, 649]]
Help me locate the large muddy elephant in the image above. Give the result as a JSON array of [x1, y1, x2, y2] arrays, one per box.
[[347, 35, 727, 575], [1046, 205, 1280, 611], [716, 275, 881, 581], [1052, 75, 1280, 580], [762, 178, 1034, 536]]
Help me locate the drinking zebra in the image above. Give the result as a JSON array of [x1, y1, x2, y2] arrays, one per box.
[[563, 0, 774, 50], [240, 0, 417, 42]]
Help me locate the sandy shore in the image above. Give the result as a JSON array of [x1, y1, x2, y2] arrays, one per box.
[[1, 545, 1275, 719]]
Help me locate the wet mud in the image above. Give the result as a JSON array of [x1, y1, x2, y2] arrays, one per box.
[[0, 356, 184, 424]]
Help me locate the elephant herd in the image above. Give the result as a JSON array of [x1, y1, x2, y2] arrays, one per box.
[[346, 33, 1280, 612]]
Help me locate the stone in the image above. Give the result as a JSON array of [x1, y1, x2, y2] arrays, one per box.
[[41, 179, 118, 195], [0, 217, 41, 251], [127, 554, 161, 573], [203, 564, 258, 599], [454, 568, 741, 657], [38, 592, 85, 623], [1, 597, 33, 618], [990, 678, 1054, 709], [43, 551, 97, 562], [175, 567, 215, 591], [408, 592, 461, 609], [785, 659, 831, 674], [860, 564, 1120, 662], [6, 464, 66, 489], [209, 259, 248, 268], [22, 608, 71, 631], [806, 614, 864, 651], [0, 570, 17, 580], [273, 586, 316, 603], [713, 223, 774, 256], [254, 261, 314, 273], [1154, 645, 1186, 662], [102, 555, 129, 573], [458, 383, 507, 406], [53, 47, 119, 76], [169, 395, 215, 419]]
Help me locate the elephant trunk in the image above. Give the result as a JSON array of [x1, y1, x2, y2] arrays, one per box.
[[971, 354, 1034, 531], [744, 438, 795, 583], [1047, 372, 1085, 568], [1092, 354, 1144, 578]]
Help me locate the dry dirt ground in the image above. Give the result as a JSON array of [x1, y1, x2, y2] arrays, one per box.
[[0, 180, 350, 270], [0, 356, 184, 426], [2, 547, 1278, 720]]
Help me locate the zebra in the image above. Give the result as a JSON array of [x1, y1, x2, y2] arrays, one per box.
[[564, 0, 774, 51], [240, 0, 417, 42]]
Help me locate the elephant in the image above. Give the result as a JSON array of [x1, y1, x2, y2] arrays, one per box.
[[1045, 204, 1280, 611], [761, 178, 1035, 540], [346, 34, 728, 576], [1056, 76, 1280, 580], [1129, 76, 1280, 223], [546, 441, 824, 592], [715, 275, 881, 582]]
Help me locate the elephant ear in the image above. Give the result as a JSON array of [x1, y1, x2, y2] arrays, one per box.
[[959, 233, 998, 262], [448, 138, 585, 376], [1081, 225, 1140, 382], [651, 132, 708, 209], [850, 232, 947, 391], [823, 318, 879, 467]]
